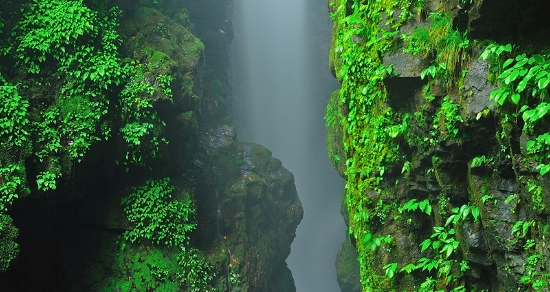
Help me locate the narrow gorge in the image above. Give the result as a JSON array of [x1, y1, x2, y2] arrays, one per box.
[[2, 0, 550, 292], [329, 0, 550, 291]]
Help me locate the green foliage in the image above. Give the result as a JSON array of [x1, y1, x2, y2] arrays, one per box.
[[384, 262, 398, 279], [332, 0, 430, 289], [471, 155, 493, 168], [520, 252, 550, 291], [526, 179, 546, 212], [0, 85, 30, 148], [34, 107, 62, 160], [118, 62, 170, 166], [121, 177, 196, 247], [36, 170, 58, 191], [0, 163, 26, 211], [362, 232, 392, 252], [0, 0, 197, 275], [482, 43, 550, 177], [400, 216, 471, 290], [445, 204, 480, 226], [106, 246, 180, 292], [399, 198, 432, 215], [176, 248, 215, 292], [334, 0, 550, 289], [14, 0, 97, 73], [403, 12, 470, 85], [9, 0, 126, 162], [433, 96, 462, 140], [0, 214, 18, 272], [511, 220, 533, 239]]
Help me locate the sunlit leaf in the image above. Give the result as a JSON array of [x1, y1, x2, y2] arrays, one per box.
[[538, 77, 550, 89]]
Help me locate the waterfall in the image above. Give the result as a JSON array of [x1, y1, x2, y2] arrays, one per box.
[[230, 0, 346, 291]]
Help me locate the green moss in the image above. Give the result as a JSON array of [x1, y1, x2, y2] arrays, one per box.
[[149, 50, 176, 72], [103, 245, 180, 292], [325, 89, 346, 176], [331, 0, 476, 290], [120, 7, 203, 101]]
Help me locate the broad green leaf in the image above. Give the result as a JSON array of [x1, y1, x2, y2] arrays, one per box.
[[539, 164, 550, 176], [515, 53, 527, 61], [419, 199, 428, 213], [504, 43, 513, 52], [517, 78, 528, 92], [498, 69, 511, 80], [502, 58, 514, 68], [511, 93, 520, 104], [536, 70, 548, 80], [479, 48, 491, 60], [538, 77, 550, 89], [519, 68, 528, 77], [420, 238, 431, 252], [471, 207, 480, 221], [532, 54, 545, 64], [460, 205, 470, 219], [506, 69, 520, 84], [445, 215, 455, 226]]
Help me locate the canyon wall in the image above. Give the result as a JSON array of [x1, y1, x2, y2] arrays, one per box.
[[329, 0, 550, 291]]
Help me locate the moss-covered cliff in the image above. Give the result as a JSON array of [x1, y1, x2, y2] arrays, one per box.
[[329, 0, 550, 291], [0, 0, 301, 291]]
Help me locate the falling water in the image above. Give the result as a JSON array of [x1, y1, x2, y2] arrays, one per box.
[[230, 0, 345, 291]]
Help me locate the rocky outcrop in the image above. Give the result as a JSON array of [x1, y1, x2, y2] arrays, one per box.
[[329, 0, 550, 291], [191, 120, 303, 291], [0, 1, 301, 291]]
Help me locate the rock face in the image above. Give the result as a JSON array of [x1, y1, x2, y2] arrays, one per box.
[[0, 1, 302, 291], [191, 121, 303, 291], [329, 0, 550, 291]]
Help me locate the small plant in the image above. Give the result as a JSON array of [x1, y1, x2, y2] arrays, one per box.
[[445, 204, 480, 226], [481, 194, 495, 205], [471, 155, 493, 168], [176, 248, 214, 292], [527, 179, 545, 212], [511, 220, 533, 239], [0, 164, 26, 211], [401, 161, 411, 177], [399, 198, 432, 215], [121, 178, 196, 247], [434, 96, 462, 140], [384, 262, 398, 278], [36, 171, 57, 191]]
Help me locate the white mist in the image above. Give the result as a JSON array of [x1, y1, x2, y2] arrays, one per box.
[[230, 0, 345, 291]]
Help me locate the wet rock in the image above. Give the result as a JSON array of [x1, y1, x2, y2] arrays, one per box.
[[220, 143, 303, 292], [325, 89, 347, 177], [463, 55, 496, 121], [335, 237, 361, 292], [383, 49, 424, 78], [458, 221, 493, 266]]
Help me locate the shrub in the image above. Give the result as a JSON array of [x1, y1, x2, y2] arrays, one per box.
[[121, 177, 196, 247]]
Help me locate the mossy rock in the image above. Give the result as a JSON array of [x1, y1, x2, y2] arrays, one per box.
[[325, 89, 346, 177], [335, 237, 361, 292], [119, 7, 203, 108]]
